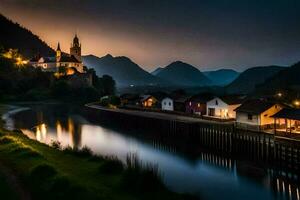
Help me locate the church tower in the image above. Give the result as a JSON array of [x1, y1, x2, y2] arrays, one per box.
[[56, 42, 61, 62], [70, 34, 81, 62]]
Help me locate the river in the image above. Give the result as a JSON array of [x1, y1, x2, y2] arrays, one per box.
[[2, 104, 298, 200]]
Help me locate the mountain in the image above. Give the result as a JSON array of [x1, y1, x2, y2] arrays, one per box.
[[255, 62, 300, 93], [153, 61, 211, 87], [203, 69, 239, 86], [82, 54, 165, 87], [226, 66, 285, 94], [151, 67, 163, 75], [0, 14, 54, 58]]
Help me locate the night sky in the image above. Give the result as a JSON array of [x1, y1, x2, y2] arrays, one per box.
[[1, 0, 300, 71]]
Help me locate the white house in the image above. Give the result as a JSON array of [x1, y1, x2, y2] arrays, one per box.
[[206, 96, 244, 119], [235, 99, 283, 131], [161, 97, 174, 111]]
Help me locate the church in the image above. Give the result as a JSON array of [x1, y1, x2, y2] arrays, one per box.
[[30, 34, 84, 73]]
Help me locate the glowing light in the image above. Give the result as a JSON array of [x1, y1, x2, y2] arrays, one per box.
[[41, 124, 47, 140], [36, 127, 41, 141], [66, 68, 75, 75], [22, 60, 29, 64], [15, 57, 29, 66], [56, 121, 63, 141], [277, 92, 282, 97], [294, 100, 300, 107]]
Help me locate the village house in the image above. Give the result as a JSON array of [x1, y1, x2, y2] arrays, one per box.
[[235, 99, 283, 131], [185, 93, 215, 115], [149, 92, 168, 109], [206, 96, 245, 119], [140, 95, 157, 108], [30, 34, 84, 73], [173, 96, 190, 112], [272, 108, 300, 137], [161, 97, 174, 111]]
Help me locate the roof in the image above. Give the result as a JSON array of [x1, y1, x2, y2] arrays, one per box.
[[219, 95, 245, 105], [189, 93, 215, 103], [41, 57, 56, 63], [271, 108, 300, 120], [235, 99, 276, 114], [150, 92, 168, 101], [57, 42, 61, 51], [162, 97, 173, 101], [140, 95, 155, 102], [58, 55, 80, 63]]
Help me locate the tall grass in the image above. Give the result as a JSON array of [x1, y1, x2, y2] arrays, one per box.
[[122, 153, 163, 193], [62, 145, 94, 157], [50, 140, 62, 150], [98, 156, 124, 174]]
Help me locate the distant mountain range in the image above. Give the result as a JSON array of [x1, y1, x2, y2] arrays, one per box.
[[152, 61, 211, 87], [0, 14, 54, 58], [82, 54, 165, 87], [226, 66, 285, 94], [151, 67, 163, 76], [255, 62, 300, 93], [203, 69, 239, 86]]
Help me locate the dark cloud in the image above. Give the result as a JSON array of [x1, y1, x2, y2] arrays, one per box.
[[1, 0, 300, 71]]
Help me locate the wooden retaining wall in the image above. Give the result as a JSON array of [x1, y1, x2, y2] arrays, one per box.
[[84, 106, 300, 175]]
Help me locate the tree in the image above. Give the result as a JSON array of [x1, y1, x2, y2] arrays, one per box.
[[98, 75, 116, 96], [83, 66, 88, 73], [87, 69, 116, 97], [51, 80, 71, 98]]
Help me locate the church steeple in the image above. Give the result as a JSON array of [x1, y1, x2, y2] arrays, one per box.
[[70, 34, 81, 62], [57, 42, 61, 51], [56, 42, 61, 62], [73, 34, 80, 47]]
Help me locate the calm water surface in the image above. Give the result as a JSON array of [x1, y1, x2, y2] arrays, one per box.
[[3, 104, 299, 200]]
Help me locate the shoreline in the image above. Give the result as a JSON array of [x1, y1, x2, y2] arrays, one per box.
[[86, 103, 234, 125], [0, 104, 31, 131], [0, 104, 192, 200]]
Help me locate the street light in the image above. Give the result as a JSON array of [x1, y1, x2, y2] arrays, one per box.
[[277, 92, 282, 98], [294, 100, 300, 107]]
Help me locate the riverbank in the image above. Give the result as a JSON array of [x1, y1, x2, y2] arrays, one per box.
[[86, 103, 234, 125], [0, 105, 194, 200]]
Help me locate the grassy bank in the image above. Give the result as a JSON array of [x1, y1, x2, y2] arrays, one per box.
[[0, 170, 18, 200], [0, 120, 195, 200]]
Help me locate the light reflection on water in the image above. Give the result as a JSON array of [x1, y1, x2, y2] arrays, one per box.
[[5, 105, 300, 200]]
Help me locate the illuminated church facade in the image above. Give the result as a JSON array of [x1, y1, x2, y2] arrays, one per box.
[[30, 35, 84, 73]]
